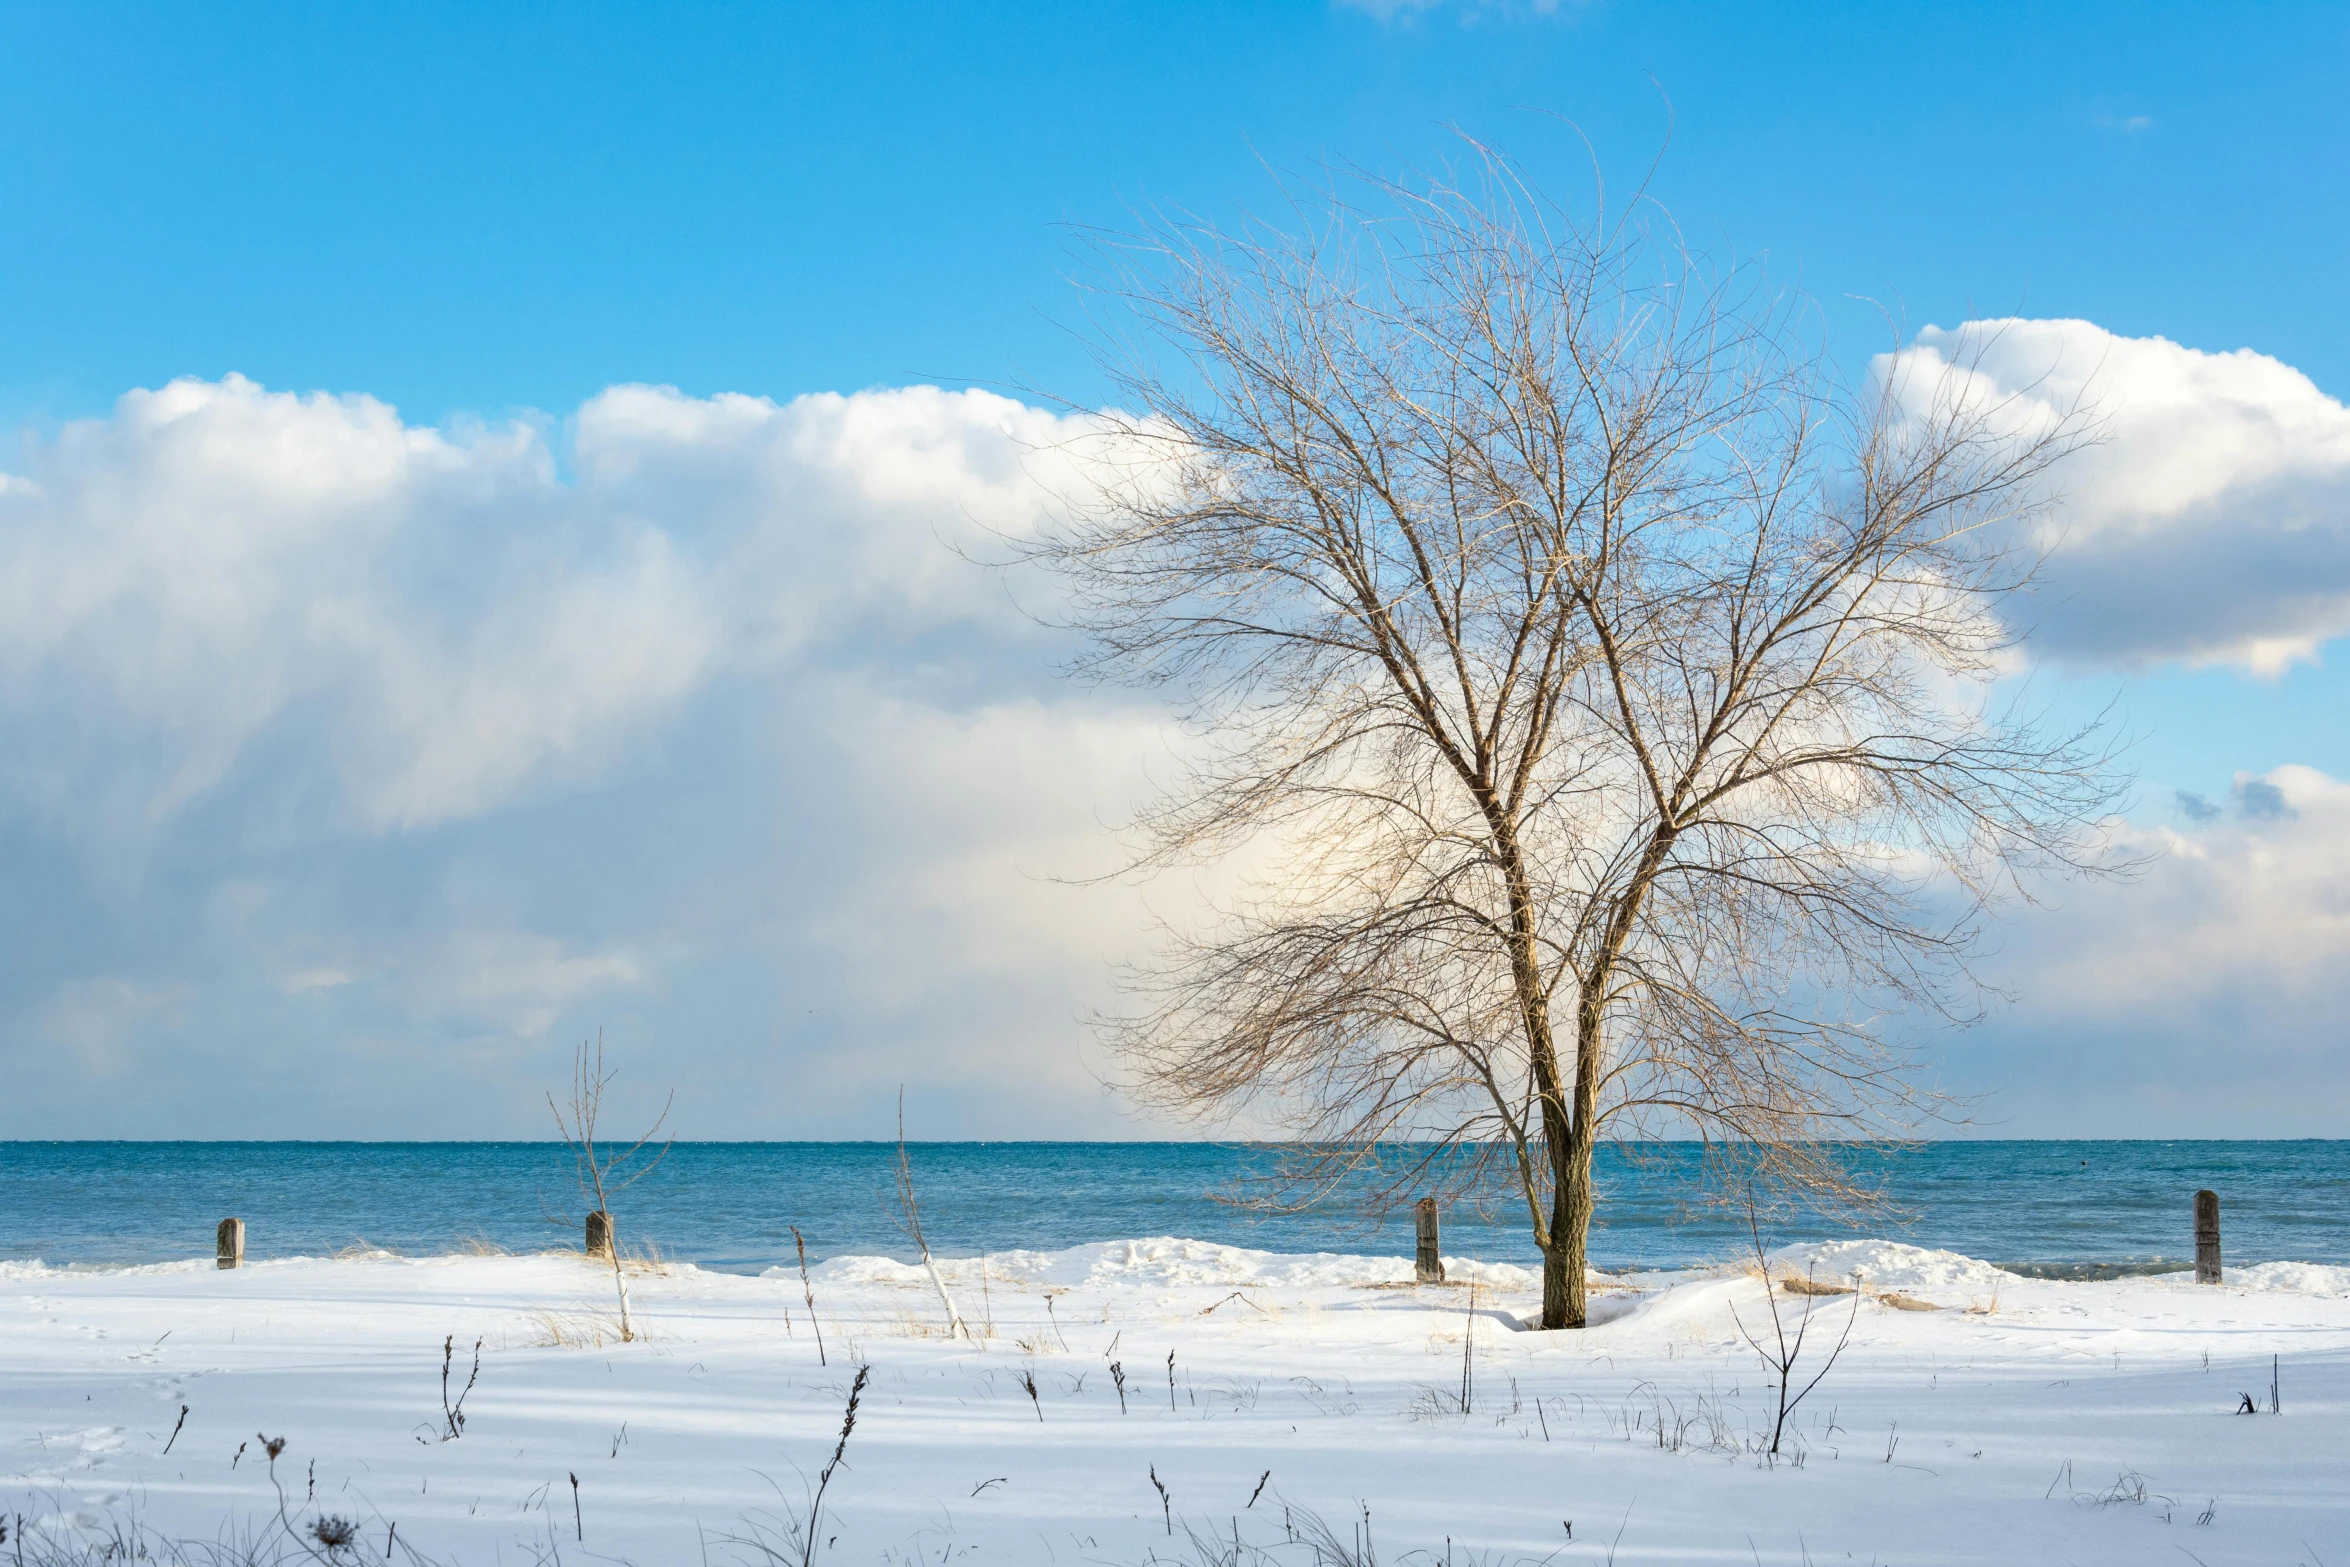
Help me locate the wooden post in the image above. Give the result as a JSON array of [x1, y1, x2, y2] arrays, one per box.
[[216, 1217, 244, 1270], [1414, 1197, 1445, 1285], [586, 1210, 613, 1259], [2194, 1189, 2222, 1284]]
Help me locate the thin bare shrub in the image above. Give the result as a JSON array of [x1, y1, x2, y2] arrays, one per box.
[[1034, 135, 2127, 1326], [1728, 1202, 1859, 1457], [436, 1335, 481, 1441], [886, 1088, 968, 1339], [547, 1033, 674, 1343]]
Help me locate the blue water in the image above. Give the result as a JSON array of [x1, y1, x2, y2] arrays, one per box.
[[1, 1141, 2342, 1277]]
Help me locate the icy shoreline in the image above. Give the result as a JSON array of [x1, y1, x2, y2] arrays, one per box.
[[4, 1237, 2345, 1563]]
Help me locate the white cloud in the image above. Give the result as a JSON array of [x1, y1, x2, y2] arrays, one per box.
[[0, 375, 1104, 848], [2026, 766, 2350, 1006], [0, 374, 1160, 1136], [1, 357, 2342, 1138], [1961, 764, 2350, 1133], [1881, 319, 2350, 674], [0, 376, 711, 839]]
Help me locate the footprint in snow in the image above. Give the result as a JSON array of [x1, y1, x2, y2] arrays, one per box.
[[67, 1427, 125, 1468]]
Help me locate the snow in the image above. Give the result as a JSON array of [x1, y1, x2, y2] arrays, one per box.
[[2197, 1261, 2350, 1298], [1764, 1239, 2020, 1295], [797, 1237, 1546, 1293], [3, 1238, 2346, 1564]]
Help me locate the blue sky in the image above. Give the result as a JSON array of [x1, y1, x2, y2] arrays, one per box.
[[6, 2, 2346, 421], [0, 1, 2345, 1139]]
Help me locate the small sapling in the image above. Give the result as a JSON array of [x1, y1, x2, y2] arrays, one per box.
[[437, 1334, 482, 1440]]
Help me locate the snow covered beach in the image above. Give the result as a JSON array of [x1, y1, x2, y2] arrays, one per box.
[[4, 1239, 2346, 1565]]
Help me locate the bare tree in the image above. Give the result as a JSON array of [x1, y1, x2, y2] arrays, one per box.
[[1035, 140, 2127, 1328], [549, 1034, 673, 1342]]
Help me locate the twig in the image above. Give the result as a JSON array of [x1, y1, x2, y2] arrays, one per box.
[[162, 1404, 188, 1455], [569, 1472, 582, 1541]]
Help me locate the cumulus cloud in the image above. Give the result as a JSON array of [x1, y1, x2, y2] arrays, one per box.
[[0, 375, 1155, 1137], [0, 375, 1110, 849], [0, 376, 707, 840], [1, 354, 2343, 1138], [1881, 319, 2350, 674], [1958, 764, 2350, 1134]]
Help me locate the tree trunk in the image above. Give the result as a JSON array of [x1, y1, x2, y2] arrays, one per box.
[[920, 1247, 970, 1339], [1537, 964, 1614, 1329], [1492, 818, 1585, 1327], [1536, 836, 1665, 1330], [1532, 1082, 1577, 1328], [1538, 1108, 1599, 1327], [1539, 1236, 1575, 1328]]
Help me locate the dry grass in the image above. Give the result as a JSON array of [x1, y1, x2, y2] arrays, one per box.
[[524, 1308, 628, 1349], [621, 1240, 680, 1277], [886, 1307, 975, 1341], [330, 1242, 401, 1261], [1355, 1280, 1468, 1292]]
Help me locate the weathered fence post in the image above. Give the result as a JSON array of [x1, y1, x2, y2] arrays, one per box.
[[216, 1217, 244, 1270], [585, 1210, 614, 1259], [1414, 1197, 1445, 1284], [2194, 1189, 2222, 1284]]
